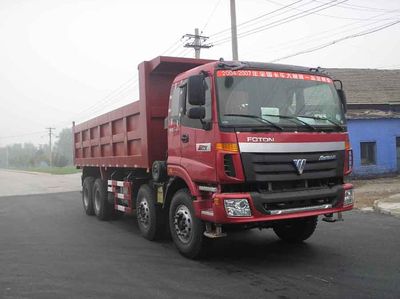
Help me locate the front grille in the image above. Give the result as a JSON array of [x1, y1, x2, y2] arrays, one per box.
[[257, 178, 340, 193], [250, 184, 343, 215], [264, 196, 334, 211], [241, 151, 344, 182]]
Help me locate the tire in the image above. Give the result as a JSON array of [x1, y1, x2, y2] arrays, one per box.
[[93, 178, 113, 221], [169, 189, 207, 259], [273, 216, 318, 243], [82, 177, 95, 215], [136, 184, 165, 240]]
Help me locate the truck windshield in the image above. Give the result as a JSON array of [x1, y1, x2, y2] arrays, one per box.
[[216, 70, 346, 131]]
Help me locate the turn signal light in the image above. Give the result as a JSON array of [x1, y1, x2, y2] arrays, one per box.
[[344, 136, 353, 175], [216, 143, 239, 152], [345, 137, 351, 150]]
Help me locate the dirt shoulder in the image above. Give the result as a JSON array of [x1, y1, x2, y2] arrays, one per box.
[[348, 175, 400, 209], [0, 169, 81, 197]]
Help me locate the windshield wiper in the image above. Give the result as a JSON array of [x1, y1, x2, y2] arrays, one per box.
[[297, 115, 344, 131], [224, 113, 283, 131], [260, 113, 317, 131]]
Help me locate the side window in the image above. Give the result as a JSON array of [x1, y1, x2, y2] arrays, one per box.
[[166, 84, 181, 129], [170, 85, 180, 120], [181, 77, 212, 129]]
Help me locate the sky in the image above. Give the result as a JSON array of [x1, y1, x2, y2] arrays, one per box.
[[0, 0, 399, 146]]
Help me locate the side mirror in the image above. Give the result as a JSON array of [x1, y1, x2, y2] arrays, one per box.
[[337, 89, 347, 113], [187, 107, 205, 119], [188, 75, 206, 106], [334, 80, 347, 113]]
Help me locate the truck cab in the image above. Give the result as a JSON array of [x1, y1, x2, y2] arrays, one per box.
[[166, 60, 353, 224]]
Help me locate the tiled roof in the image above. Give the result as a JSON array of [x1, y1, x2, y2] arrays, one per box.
[[326, 68, 400, 104], [346, 109, 400, 119]]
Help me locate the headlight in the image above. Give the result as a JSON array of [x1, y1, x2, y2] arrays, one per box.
[[344, 189, 354, 206], [224, 199, 251, 217]]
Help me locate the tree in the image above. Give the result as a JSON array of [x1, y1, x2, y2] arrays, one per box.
[[54, 128, 73, 166]]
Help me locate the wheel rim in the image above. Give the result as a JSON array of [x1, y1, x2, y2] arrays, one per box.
[[137, 197, 150, 228], [173, 205, 192, 244], [94, 189, 101, 214], [83, 188, 89, 208]]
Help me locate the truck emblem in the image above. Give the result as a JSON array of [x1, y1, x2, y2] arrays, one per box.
[[293, 159, 307, 174], [247, 137, 275, 143], [319, 154, 336, 161], [196, 143, 211, 152]]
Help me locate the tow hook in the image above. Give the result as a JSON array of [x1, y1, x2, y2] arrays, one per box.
[[322, 212, 343, 223], [203, 223, 227, 238]]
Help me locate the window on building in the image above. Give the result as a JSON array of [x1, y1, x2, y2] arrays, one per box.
[[360, 142, 376, 165]]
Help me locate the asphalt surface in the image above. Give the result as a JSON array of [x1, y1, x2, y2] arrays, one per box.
[[1, 191, 399, 299]]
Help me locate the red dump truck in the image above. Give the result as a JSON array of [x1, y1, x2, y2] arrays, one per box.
[[73, 56, 354, 258]]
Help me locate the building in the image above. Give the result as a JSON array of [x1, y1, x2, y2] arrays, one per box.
[[328, 69, 400, 176]]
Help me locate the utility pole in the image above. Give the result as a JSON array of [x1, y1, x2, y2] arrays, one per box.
[[183, 28, 213, 58], [230, 0, 239, 60], [46, 127, 55, 167]]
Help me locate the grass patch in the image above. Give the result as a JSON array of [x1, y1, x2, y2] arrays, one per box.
[[20, 166, 81, 175]]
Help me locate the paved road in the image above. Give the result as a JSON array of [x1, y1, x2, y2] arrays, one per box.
[[1, 191, 399, 299], [0, 169, 80, 197]]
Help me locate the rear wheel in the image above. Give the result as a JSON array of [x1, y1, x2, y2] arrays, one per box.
[[169, 189, 207, 259], [273, 216, 318, 243], [93, 178, 113, 221], [82, 177, 95, 215], [136, 184, 165, 240]]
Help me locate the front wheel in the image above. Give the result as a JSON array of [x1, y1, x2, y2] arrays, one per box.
[[273, 216, 318, 243], [169, 189, 207, 259]]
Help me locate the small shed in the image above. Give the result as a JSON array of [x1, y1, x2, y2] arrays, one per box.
[[327, 69, 400, 176]]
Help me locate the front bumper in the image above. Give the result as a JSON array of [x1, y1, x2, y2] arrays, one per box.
[[194, 183, 354, 224]]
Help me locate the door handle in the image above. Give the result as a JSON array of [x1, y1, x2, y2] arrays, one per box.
[[181, 134, 189, 143]]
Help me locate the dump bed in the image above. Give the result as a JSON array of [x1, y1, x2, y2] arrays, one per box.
[[73, 56, 214, 170]]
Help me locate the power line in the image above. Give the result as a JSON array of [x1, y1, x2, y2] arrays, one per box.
[[56, 76, 139, 127], [165, 41, 186, 56], [313, 0, 397, 12], [201, 0, 223, 33], [270, 19, 400, 62], [212, 0, 348, 46], [209, 0, 304, 39], [160, 37, 183, 56], [78, 79, 139, 118], [241, 10, 397, 58], [175, 47, 192, 58], [73, 76, 138, 119], [264, 0, 400, 21]]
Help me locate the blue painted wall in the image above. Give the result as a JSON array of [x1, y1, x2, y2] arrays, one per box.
[[347, 118, 400, 176]]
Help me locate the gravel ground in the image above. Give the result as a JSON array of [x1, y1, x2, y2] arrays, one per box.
[[349, 175, 400, 209]]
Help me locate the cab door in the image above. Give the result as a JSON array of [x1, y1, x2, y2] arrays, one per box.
[[180, 77, 216, 183]]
